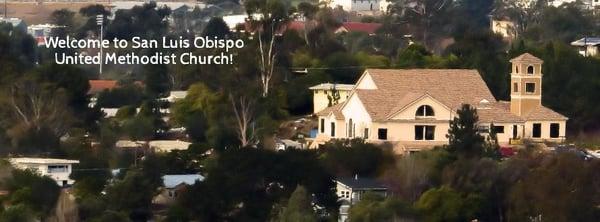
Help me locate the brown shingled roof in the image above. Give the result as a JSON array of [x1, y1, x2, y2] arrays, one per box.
[[355, 69, 497, 120], [477, 101, 525, 123], [317, 103, 345, 120], [510, 53, 543, 64], [523, 105, 568, 121]]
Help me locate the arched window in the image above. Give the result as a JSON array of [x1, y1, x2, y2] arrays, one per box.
[[416, 105, 435, 117], [527, 65, 534, 74], [348, 119, 354, 137]]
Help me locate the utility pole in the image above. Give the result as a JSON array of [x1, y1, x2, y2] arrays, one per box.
[[4, 0, 7, 18], [96, 14, 104, 75]]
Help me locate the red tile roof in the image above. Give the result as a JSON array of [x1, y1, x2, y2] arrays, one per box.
[[338, 22, 382, 34], [88, 80, 118, 95]]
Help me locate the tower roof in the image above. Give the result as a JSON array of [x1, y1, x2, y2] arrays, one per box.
[[510, 53, 543, 64]]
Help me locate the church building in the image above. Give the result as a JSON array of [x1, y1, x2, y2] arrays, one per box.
[[311, 53, 568, 153]]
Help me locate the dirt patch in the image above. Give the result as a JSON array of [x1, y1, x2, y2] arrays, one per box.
[[3, 2, 107, 25]]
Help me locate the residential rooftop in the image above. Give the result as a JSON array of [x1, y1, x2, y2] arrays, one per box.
[[9, 157, 79, 165], [571, 37, 600, 46], [162, 174, 204, 189], [309, 83, 355, 91], [336, 177, 387, 190]]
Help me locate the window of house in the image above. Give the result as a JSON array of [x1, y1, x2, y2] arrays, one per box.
[[331, 122, 336, 137], [477, 125, 490, 133], [47, 165, 68, 173], [532, 123, 542, 138], [550, 123, 560, 138], [364, 128, 369, 139], [516, 66, 519, 73], [525, 83, 535, 93], [513, 82, 519, 93], [492, 126, 505, 134], [527, 65, 534, 74], [348, 119, 353, 137], [415, 105, 435, 117], [415, 125, 435, 140], [320, 119, 325, 133], [378, 128, 388, 140]]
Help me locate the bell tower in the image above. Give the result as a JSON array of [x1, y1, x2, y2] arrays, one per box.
[[510, 53, 543, 116]]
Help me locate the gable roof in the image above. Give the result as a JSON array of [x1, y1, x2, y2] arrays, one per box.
[[510, 53, 543, 64], [523, 105, 569, 121], [476, 101, 525, 123], [317, 103, 345, 120], [571, 37, 600, 46], [352, 69, 496, 121], [336, 177, 387, 190], [162, 174, 204, 189]]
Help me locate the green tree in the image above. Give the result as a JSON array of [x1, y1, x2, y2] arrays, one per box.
[[78, 4, 111, 38], [202, 17, 231, 38], [348, 193, 416, 222], [0, 204, 34, 222], [507, 153, 600, 222], [415, 186, 481, 222], [319, 139, 395, 177], [3, 169, 61, 217], [277, 185, 317, 222], [446, 104, 486, 159], [104, 169, 161, 221]]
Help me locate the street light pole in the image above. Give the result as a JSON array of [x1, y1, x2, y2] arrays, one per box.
[[96, 14, 104, 75]]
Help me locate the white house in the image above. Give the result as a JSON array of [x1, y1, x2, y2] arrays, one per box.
[[335, 176, 387, 222], [322, 0, 382, 12], [312, 53, 568, 154], [491, 19, 517, 40], [9, 158, 79, 187], [547, 0, 577, 7], [571, 37, 600, 57], [153, 174, 204, 206], [310, 83, 354, 114]]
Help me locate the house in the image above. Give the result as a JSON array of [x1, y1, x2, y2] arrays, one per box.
[[491, 19, 517, 41], [310, 83, 355, 114], [9, 158, 79, 187], [165, 90, 188, 103], [312, 53, 567, 154], [334, 22, 382, 35], [547, 0, 577, 7], [149, 140, 191, 152], [336, 176, 387, 222], [115, 140, 191, 152], [323, 0, 382, 12], [571, 37, 600, 57], [153, 174, 204, 206]]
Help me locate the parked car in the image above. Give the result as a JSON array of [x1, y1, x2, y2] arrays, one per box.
[[554, 145, 595, 160], [587, 150, 600, 159]]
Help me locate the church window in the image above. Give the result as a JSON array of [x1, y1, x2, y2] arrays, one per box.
[[527, 65, 534, 74], [416, 105, 435, 117], [525, 83, 535, 93]]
